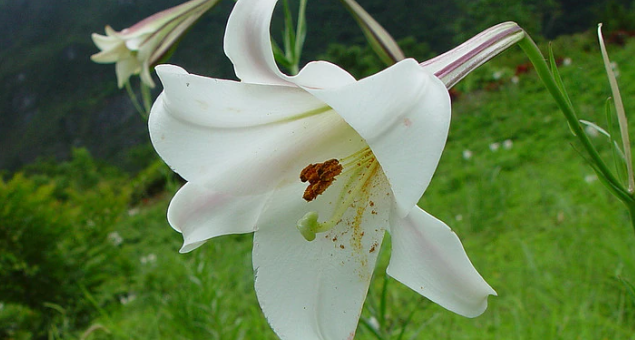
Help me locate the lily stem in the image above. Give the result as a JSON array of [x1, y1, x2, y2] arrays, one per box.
[[628, 203, 635, 235], [124, 81, 146, 118], [141, 83, 152, 118]]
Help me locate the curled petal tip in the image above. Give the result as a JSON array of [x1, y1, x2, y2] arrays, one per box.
[[421, 22, 525, 88]]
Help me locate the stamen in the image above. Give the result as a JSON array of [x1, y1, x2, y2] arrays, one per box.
[[318, 159, 378, 232], [296, 153, 379, 241], [340, 147, 373, 166], [300, 159, 343, 201]]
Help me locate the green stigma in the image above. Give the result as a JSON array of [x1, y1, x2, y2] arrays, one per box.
[[296, 211, 320, 241]]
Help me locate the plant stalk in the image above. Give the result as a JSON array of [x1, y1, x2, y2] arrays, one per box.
[[517, 34, 633, 205]]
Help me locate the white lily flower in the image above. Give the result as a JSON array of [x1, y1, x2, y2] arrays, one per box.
[[91, 0, 219, 88], [148, 1, 522, 339]]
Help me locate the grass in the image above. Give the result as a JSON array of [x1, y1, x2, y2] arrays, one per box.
[[3, 31, 635, 339]]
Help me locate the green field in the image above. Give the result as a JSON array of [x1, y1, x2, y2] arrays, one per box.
[[2, 31, 635, 339]]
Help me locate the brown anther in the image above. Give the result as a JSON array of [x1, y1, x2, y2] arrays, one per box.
[[300, 159, 343, 201]]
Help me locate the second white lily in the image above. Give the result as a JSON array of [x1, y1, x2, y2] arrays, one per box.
[[91, 0, 219, 88]]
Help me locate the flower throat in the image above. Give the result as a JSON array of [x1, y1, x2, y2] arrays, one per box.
[[296, 148, 378, 241]]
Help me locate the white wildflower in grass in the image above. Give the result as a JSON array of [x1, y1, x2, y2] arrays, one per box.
[[585, 174, 598, 183], [455, 214, 464, 221], [107, 231, 123, 246], [140, 253, 157, 265], [511, 75, 520, 84], [119, 293, 137, 305], [562, 57, 572, 66], [462, 149, 473, 160], [489, 142, 500, 152], [503, 139, 513, 150], [149, 1, 525, 338], [610, 61, 620, 78], [366, 316, 380, 333]]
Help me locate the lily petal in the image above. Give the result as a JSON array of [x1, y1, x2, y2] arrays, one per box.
[[149, 65, 367, 195], [290, 61, 357, 89], [122, 0, 213, 38], [139, 61, 155, 88], [387, 207, 496, 317], [252, 171, 392, 340], [91, 30, 121, 53], [152, 64, 327, 127], [224, 0, 290, 86], [168, 182, 271, 253], [115, 57, 141, 88], [224, 0, 356, 89], [306, 59, 451, 217], [90, 45, 127, 64], [420, 22, 524, 88]]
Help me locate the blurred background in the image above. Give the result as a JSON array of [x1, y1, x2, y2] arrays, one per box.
[[2, 0, 635, 339], [1, 0, 633, 172]]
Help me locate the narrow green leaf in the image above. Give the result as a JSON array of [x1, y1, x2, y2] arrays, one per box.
[[338, 0, 404, 66], [272, 40, 293, 69], [598, 23, 634, 193], [573, 144, 632, 203], [379, 273, 389, 328], [618, 276, 635, 304], [396, 302, 422, 340], [282, 0, 296, 60], [548, 44, 573, 108], [294, 0, 307, 61], [604, 98, 628, 184]]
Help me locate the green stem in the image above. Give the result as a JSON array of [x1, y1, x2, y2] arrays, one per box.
[[628, 203, 635, 234], [379, 273, 389, 331], [141, 83, 152, 119], [294, 0, 307, 63], [517, 35, 634, 205], [124, 82, 145, 117]]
